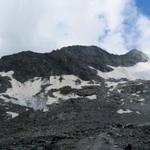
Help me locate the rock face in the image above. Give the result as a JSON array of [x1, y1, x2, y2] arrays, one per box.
[[0, 76, 11, 93], [0, 46, 148, 82], [0, 45, 150, 149]]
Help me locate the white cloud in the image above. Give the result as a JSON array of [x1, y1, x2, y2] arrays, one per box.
[[0, 0, 149, 57], [136, 15, 150, 56]]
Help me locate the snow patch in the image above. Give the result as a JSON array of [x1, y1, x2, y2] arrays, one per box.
[[86, 95, 97, 100], [117, 109, 132, 114], [138, 98, 145, 102], [0, 71, 14, 77], [46, 75, 99, 90], [131, 93, 140, 97], [136, 111, 141, 114], [6, 111, 19, 118], [53, 91, 80, 101]]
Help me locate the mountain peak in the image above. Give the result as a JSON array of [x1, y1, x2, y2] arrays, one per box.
[[126, 49, 149, 62]]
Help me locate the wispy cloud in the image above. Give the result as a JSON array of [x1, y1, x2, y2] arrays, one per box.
[[0, 0, 149, 56]]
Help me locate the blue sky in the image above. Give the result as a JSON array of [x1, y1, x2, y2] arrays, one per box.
[[0, 0, 150, 57], [136, 0, 150, 17]]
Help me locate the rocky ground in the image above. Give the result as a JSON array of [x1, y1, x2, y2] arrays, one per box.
[[0, 79, 150, 150]]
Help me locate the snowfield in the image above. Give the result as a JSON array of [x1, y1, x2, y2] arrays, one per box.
[[94, 61, 150, 80], [0, 71, 99, 110]]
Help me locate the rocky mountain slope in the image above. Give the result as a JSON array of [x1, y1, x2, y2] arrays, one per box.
[[0, 45, 150, 150]]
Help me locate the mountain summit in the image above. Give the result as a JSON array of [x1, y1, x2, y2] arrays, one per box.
[[126, 49, 149, 62]]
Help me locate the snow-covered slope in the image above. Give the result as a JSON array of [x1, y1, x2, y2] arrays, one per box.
[[93, 61, 150, 80], [0, 71, 99, 110], [0, 60, 150, 110]]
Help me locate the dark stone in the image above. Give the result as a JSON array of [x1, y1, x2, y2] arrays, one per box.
[[60, 86, 73, 95], [0, 76, 12, 93], [125, 144, 132, 150]]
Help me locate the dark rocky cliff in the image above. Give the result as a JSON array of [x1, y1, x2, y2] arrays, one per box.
[[0, 46, 148, 82]]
